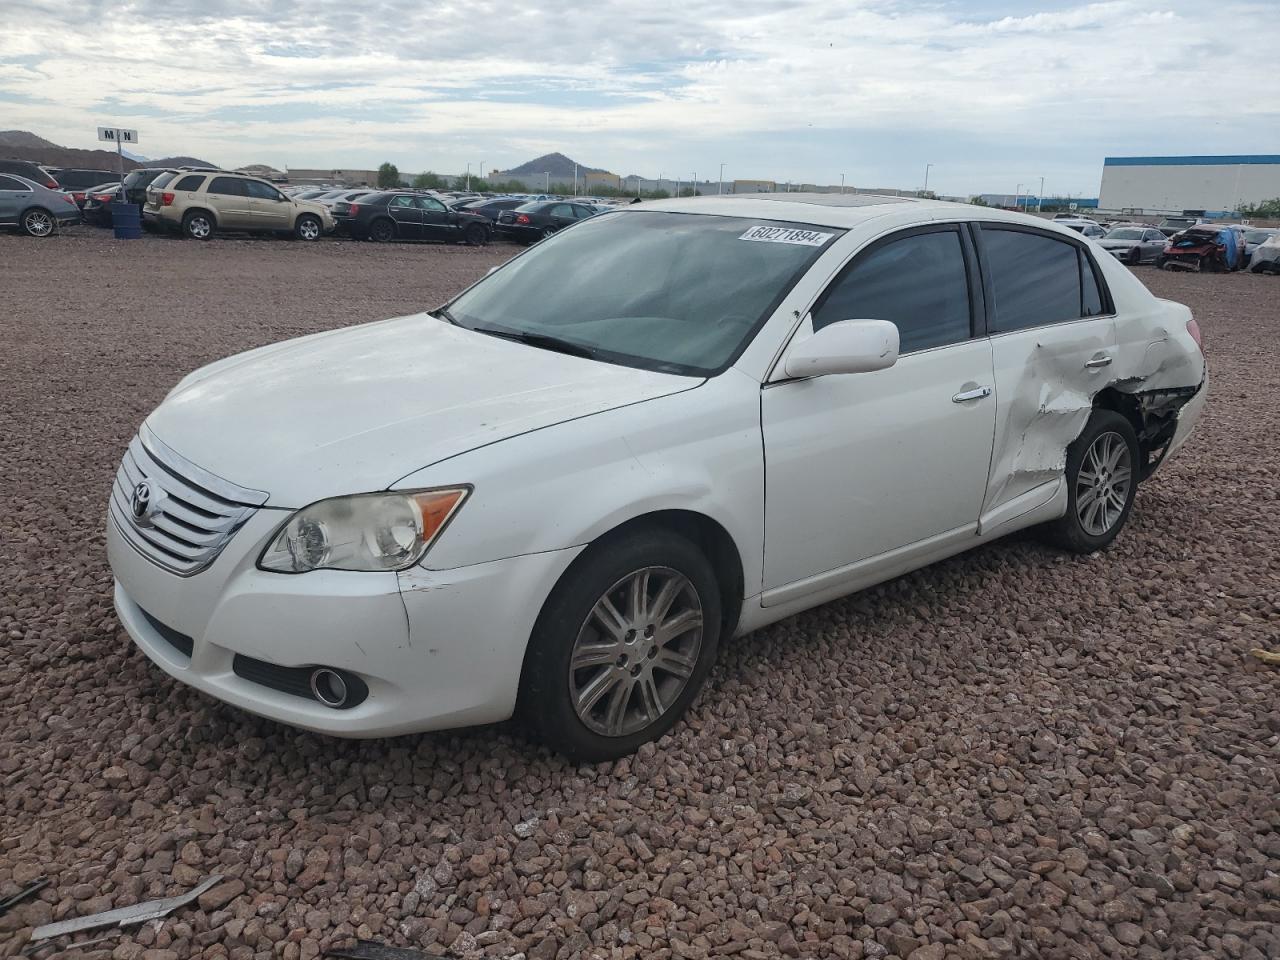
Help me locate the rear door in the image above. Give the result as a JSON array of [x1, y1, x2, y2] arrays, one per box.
[[976, 224, 1118, 527], [205, 176, 252, 228], [387, 195, 422, 237], [415, 196, 452, 240], [0, 174, 31, 223]]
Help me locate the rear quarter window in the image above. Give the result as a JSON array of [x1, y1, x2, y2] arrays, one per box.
[[150, 172, 178, 190], [173, 175, 206, 191]]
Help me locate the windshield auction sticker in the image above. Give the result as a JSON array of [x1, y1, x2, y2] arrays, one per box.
[[739, 225, 834, 246]]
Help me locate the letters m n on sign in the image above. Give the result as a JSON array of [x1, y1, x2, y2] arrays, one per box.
[[97, 127, 139, 144]]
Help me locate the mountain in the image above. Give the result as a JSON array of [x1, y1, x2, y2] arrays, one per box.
[[496, 152, 611, 178], [0, 130, 60, 150], [0, 130, 216, 172]]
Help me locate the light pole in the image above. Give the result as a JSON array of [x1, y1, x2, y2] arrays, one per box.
[[1038, 175, 1044, 212], [840, 173, 846, 194], [658, 172, 664, 198], [465, 162, 471, 191], [1015, 183, 1023, 210], [692, 172, 696, 197], [923, 163, 933, 196], [718, 162, 725, 195], [479, 161, 485, 185]]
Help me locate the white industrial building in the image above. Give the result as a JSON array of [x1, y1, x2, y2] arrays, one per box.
[[1099, 155, 1280, 215]]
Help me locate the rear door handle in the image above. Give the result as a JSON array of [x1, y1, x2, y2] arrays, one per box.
[[952, 386, 992, 403], [1085, 356, 1113, 369]]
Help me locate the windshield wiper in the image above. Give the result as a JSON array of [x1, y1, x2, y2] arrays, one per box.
[[430, 306, 459, 325], [470, 326, 600, 360]]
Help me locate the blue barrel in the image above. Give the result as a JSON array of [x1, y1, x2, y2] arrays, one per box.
[[111, 202, 142, 239]]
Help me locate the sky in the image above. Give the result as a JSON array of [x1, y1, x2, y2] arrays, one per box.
[[1, 0, 1276, 197]]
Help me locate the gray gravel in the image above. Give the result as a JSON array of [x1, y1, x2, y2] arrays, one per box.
[[2, 229, 1278, 960]]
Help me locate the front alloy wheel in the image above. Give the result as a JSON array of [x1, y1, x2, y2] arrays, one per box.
[[295, 215, 321, 240], [520, 528, 721, 760], [569, 567, 703, 738]]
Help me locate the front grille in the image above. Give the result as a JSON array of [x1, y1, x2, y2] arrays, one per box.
[[109, 426, 269, 576]]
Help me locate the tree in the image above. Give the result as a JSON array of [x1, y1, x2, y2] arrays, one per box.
[[377, 162, 400, 188], [969, 196, 990, 206], [1241, 197, 1280, 218], [412, 171, 445, 189]]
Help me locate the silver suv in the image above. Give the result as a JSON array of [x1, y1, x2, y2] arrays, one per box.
[[144, 171, 334, 240]]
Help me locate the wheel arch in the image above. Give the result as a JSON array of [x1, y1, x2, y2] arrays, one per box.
[[183, 207, 217, 227]]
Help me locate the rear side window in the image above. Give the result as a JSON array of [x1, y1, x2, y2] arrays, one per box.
[[174, 175, 205, 191], [208, 177, 247, 196], [0, 175, 27, 190], [814, 228, 972, 354], [981, 228, 1087, 332]]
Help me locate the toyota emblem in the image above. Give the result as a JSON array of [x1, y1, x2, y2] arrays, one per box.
[[130, 480, 159, 526]]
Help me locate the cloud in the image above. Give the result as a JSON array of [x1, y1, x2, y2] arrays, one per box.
[[1, 0, 1275, 193]]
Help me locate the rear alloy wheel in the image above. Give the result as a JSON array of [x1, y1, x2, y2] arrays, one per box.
[[541, 226, 556, 240], [1040, 410, 1139, 554], [294, 214, 322, 241], [183, 211, 213, 240], [464, 223, 489, 246], [21, 208, 55, 237], [520, 529, 721, 760], [369, 219, 395, 243]]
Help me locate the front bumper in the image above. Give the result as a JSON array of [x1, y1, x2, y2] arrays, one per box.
[[109, 509, 582, 737]]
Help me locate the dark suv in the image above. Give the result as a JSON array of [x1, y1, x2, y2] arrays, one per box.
[[0, 159, 59, 190]]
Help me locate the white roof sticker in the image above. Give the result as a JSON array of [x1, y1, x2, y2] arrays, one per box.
[[739, 225, 833, 247]]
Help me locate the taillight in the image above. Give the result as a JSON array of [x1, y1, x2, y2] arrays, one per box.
[[347, 204, 359, 216], [94, 193, 114, 202], [515, 213, 530, 224], [1186, 318, 1203, 351], [161, 192, 175, 206]]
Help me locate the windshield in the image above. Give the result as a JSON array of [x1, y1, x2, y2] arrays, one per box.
[[447, 211, 841, 376], [1105, 229, 1144, 240], [1244, 230, 1274, 243]]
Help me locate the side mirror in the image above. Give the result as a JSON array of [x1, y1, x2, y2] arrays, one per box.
[[783, 319, 900, 378]]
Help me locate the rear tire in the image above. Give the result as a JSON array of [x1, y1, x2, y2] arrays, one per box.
[[369, 218, 395, 243], [1039, 410, 1139, 554], [540, 226, 555, 240], [519, 528, 721, 761], [182, 210, 214, 240], [20, 208, 55, 237]]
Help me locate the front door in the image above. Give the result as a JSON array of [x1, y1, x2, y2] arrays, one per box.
[[975, 224, 1118, 521], [245, 180, 290, 229], [387, 195, 422, 238], [762, 225, 996, 596], [416, 196, 452, 240]]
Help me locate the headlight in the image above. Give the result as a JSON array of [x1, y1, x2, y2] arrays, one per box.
[[259, 487, 470, 573]]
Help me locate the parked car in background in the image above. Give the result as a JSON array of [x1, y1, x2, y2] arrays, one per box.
[[1248, 234, 1280, 273], [317, 189, 372, 208], [1158, 216, 1203, 237], [106, 196, 1207, 759], [0, 159, 59, 190], [1098, 226, 1168, 265], [495, 200, 600, 243], [144, 171, 334, 240], [119, 167, 215, 209], [50, 168, 117, 192], [1242, 227, 1278, 259], [1158, 225, 1243, 272], [1056, 219, 1106, 239], [335, 191, 492, 244], [81, 184, 125, 226], [0, 173, 82, 236], [451, 197, 526, 223]]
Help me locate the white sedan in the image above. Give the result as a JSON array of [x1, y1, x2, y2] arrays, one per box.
[[107, 195, 1207, 760]]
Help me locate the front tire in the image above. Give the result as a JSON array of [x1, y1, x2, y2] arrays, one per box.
[[21, 208, 55, 237], [1039, 410, 1139, 554], [519, 529, 721, 761], [1127, 247, 1142, 266], [294, 214, 322, 241], [464, 223, 488, 246]]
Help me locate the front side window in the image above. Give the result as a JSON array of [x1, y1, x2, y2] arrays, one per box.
[[813, 229, 972, 354], [208, 176, 246, 196], [244, 180, 282, 200], [982, 227, 1089, 332], [447, 211, 841, 375]]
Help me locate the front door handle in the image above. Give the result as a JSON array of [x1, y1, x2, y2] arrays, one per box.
[[952, 386, 992, 403], [1085, 355, 1114, 369]]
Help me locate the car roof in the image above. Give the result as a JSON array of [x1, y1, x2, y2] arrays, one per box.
[[631, 193, 1067, 229]]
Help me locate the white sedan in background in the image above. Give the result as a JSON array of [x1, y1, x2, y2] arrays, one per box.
[[107, 195, 1207, 760]]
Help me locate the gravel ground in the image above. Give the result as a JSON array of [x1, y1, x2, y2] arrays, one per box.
[[1, 228, 1277, 960]]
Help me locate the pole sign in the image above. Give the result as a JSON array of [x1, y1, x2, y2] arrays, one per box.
[[98, 127, 139, 144]]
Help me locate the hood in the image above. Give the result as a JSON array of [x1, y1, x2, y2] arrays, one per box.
[[145, 314, 698, 507]]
